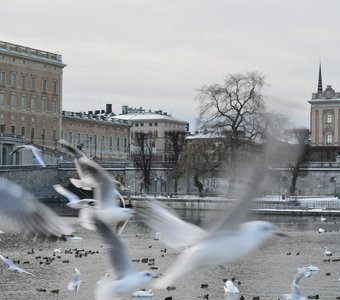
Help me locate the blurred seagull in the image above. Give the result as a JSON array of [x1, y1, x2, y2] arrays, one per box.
[[0, 254, 35, 276], [282, 265, 319, 300], [9, 144, 46, 167], [143, 156, 287, 289], [224, 280, 240, 294], [0, 177, 74, 239], [68, 268, 84, 293], [94, 217, 157, 300], [53, 184, 96, 209]]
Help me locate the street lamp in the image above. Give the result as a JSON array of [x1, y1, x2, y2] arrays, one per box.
[[154, 177, 157, 196]]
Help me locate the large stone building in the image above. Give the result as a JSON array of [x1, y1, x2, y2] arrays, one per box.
[[61, 106, 131, 160], [309, 64, 340, 146], [0, 41, 65, 164]]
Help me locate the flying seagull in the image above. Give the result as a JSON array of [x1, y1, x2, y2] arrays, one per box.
[[0, 254, 35, 276], [0, 177, 74, 240], [9, 144, 46, 167], [94, 217, 157, 300]]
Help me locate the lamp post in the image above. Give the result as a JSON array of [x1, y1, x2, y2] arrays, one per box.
[[154, 177, 157, 196], [134, 176, 137, 196]]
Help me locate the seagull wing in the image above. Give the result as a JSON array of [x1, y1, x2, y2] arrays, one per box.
[[9, 145, 46, 167], [58, 139, 85, 159], [141, 200, 207, 250], [0, 177, 74, 239], [54, 184, 80, 204], [94, 217, 134, 279], [77, 156, 119, 208]]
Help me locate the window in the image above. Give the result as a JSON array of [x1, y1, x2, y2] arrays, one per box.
[[21, 75, 26, 89], [52, 130, 56, 141], [10, 94, 16, 107], [51, 99, 57, 112], [326, 133, 333, 144], [154, 130, 158, 138], [116, 137, 120, 148], [0, 92, 4, 105], [0, 71, 5, 85], [154, 123, 158, 126], [109, 136, 113, 147], [42, 129, 46, 143], [52, 80, 57, 94], [30, 127, 35, 140], [68, 131, 73, 144], [31, 76, 36, 90], [21, 126, 25, 136], [41, 97, 47, 111], [124, 137, 127, 148], [77, 132, 81, 144], [20, 95, 26, 108], [149, 123, 153, 126], [31, 96, 36, 110], [0, 124, 5, 133], [326, 114, 332, 124], [11, 125, 15, 134], [42, 78, 47, 92], [11, 73, 16, 87]]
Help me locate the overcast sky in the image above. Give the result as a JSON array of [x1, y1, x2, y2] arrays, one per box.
[[2, 0, 340, 132]]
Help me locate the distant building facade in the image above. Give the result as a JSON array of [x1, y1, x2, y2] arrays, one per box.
[[61, 107, 131, 160], [112, 105, 189, 161], [0, 41, 65, 164], [309, 64, 340, 146]]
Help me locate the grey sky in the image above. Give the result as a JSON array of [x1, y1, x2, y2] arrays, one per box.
[[2, 0, 340, 131]]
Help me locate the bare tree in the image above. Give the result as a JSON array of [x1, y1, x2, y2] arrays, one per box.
[[131, 132, 154, 192], [164, 131, 187, 193], [196, 72, 267, 181], [285, 128, 310, 196], [179, 136, 225, 196]]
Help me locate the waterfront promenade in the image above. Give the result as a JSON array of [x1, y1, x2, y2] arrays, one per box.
[[125, 195, 340, 216]]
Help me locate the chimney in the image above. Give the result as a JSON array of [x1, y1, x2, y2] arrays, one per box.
[[106, 104, 112, 114]]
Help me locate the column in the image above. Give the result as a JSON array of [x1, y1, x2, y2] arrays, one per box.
[[318, 109, 323, 145]]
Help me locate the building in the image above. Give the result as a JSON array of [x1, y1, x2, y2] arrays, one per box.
[[112, 105, 189, 161], [61, 106, 131, 160], [0, 41, 65, 164], [309, 64, 340, 146]]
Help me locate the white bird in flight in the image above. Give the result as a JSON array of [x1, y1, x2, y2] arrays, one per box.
[[224, 280, 240, 294], [9, 144, 46, 167], [68, 268, 84, 293], [0, 177, 74, 240], [0, 254, 35, 276], [143, 156, 287, 290], [53, 184, 96, 209], [282, 265, 319, 300], [94, 217, 158, 300]]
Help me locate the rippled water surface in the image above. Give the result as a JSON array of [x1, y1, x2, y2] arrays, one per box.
[[1, 208, 340, 300]]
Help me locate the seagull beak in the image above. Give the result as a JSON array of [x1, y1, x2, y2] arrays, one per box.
[[275, 232, 288, 237]]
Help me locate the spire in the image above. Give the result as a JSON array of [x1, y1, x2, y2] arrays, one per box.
[[317, 62, 323, 93]]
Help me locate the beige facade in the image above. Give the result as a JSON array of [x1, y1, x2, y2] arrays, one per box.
[[309, 85, 340, 146], [112, 106, 189, 161], [0, 41, 65, 164], [61, 111, 131, 160]]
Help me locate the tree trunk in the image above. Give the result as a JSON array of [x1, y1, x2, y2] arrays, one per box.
[[193, 175, 204, 197]]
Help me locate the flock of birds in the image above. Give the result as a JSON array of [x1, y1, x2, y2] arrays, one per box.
[[0, 139, 328, 299]]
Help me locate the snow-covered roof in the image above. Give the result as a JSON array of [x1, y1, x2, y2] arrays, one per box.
[[110, 113, 188, 124]]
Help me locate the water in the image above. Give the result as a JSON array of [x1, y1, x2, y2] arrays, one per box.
[[1, 209, 340, 300]]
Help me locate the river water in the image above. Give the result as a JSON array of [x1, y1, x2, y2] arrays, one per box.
[[1, 208, 340, 300]]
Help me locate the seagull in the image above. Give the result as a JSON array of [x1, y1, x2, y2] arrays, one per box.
[[9, 144, 46, 167], [71, 155, 134, 232], [0, 177, 74, 239], [324, 247, 332, 256], [68, 268, 84, 293], [320, 215, 327, 222], [53, 184, 96, 209], [282, 265, 319, 300], [0, 254, 35, 276], [143, 157, 287, 289], [224, 280, 240, 293], [94, 217, 158, 300]]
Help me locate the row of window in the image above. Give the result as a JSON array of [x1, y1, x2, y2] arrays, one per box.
[[67, 122, 127, 136], [64, 132, 128, 149], [0, 92, 58, 112], [131, 131, 158, 138], [135, 122, 158, 127], [0, 70, 59, 94], [0, 124, 56, 141]]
